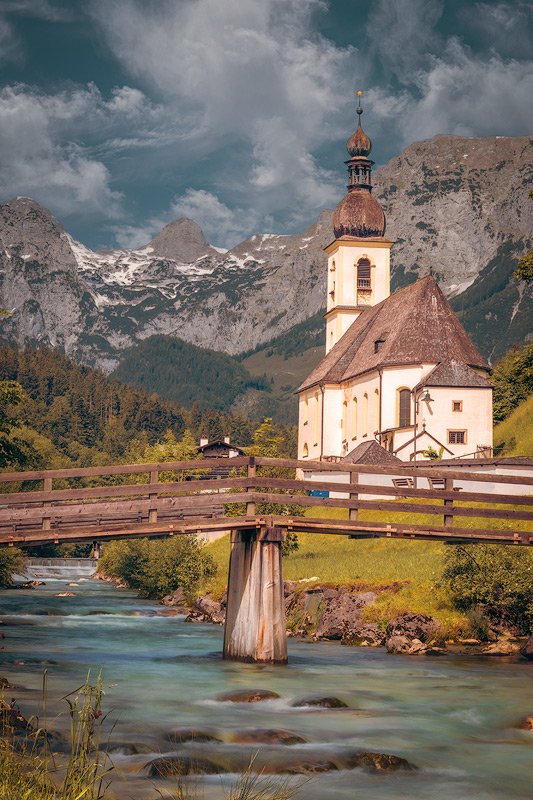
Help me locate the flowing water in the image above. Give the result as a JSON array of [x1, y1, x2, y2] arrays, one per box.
[[1, 577, 531, 800]]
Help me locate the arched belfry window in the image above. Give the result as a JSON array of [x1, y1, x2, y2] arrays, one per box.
[[357, 257, 371, 289], [398, 388, 411, 428]]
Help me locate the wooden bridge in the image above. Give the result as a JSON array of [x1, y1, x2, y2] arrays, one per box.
[[1, 456, 531, 663]]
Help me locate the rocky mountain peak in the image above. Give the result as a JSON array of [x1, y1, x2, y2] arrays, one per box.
[[145, 217, 217, 263]]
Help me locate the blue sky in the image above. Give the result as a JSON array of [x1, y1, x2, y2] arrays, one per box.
[[1, 0, 532, 249]]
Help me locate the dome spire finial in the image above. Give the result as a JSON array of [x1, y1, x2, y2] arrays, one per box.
[[356, 89, 364, 127]]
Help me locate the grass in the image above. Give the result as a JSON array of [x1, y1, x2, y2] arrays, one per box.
[[494, 393, 533, 455]]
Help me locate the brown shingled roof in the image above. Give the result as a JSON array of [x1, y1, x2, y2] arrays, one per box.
[[342, 440, 402, 465], [417, 359, 493, 389], [299, 276, 489, 392]]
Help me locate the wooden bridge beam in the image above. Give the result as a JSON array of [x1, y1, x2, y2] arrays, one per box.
[[223, 526, 287, 664]]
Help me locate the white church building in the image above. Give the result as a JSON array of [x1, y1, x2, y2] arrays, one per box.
[[297, 94, 493, 463]]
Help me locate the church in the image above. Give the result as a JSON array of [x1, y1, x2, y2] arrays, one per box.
[[297, 93, 493, 463]]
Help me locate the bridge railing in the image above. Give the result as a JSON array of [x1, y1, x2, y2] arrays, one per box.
[[0, 456, 532, 546]]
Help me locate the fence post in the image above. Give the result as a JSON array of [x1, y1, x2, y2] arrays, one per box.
[[444, 476, 454, 529], [42, 476, 52, 531], [246, 456, 256, 517], [349, 471, 359, 523], [149, 468, 158, 524]]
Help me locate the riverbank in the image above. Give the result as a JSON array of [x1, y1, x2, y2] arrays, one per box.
[[163, 579, 533, 659]]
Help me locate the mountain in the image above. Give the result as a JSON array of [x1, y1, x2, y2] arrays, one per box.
[[0, 135, 531, 390]]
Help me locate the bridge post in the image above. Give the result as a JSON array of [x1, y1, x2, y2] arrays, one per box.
[[223, 526, 287, 664], [92, 541, 101, 560]]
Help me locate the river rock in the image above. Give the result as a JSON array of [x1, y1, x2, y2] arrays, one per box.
[[519, 636, 533, 661], [186, 594, 225, 624], [215, 689, 280, 703], [231, 729, 307, 745], [344, 751, 417, 772], [291, 696, 348, 709], [519, 716, 533, 730], [282, 759, 339, 775], [166, 728, 222, 744], [147, 756, 226, 777], [386, 613, 441, 643], [480, 640, 521, 656], [386, 635, 428, 655], [0, 676, 15, 689], [0, 701, 33, 733], [105, 742, 155, 755], [315, 590, 377, 640]]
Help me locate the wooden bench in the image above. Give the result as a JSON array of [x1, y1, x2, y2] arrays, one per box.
[[428, 478, 462, 491]]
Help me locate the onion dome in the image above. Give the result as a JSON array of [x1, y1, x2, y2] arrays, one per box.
[[333, 90, 386, 239], [333, 190, 386, 238]]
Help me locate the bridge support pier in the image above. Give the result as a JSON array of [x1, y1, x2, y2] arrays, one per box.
[[92, 541, 101, 560], [223, 527, 287, 664]]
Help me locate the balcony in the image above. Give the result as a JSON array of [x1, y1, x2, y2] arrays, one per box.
[[357, 278, 371, 290]]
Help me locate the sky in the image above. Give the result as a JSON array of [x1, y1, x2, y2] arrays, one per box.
[[0, 0, 532, 250]]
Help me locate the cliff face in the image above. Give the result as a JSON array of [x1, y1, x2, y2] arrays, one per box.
[[0, 134, 531, 371]]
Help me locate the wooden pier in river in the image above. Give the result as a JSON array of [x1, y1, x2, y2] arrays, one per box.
[[1, 456, 531, 663]]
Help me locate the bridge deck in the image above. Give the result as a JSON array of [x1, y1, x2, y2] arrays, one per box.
[[0, 456, 531, 547]]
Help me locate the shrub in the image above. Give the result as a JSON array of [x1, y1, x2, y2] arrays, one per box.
[[0, 548, 24, 588], [99, 536, 216, 602], [443, 544, 533, 634]]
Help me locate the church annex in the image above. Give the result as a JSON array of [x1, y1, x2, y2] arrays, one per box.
[[297, 93, 493, 463]]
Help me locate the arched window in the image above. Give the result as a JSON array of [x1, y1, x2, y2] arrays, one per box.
[[302, 442, 309, 458], [330, 259, 336, 271], [303, 395, 309, 424], [362, 393, 368, 436], [398, 388, 411, 427], [313, 391, 320, 442], [374, 388, 380, 432], [342, 399, 347, 436], [357, 257, 371, 289], [352, 397, 358, 438]]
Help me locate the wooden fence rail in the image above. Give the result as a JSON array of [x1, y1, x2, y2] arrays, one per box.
[[0, 456, 531, 547]]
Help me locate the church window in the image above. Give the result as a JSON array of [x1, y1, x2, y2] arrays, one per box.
[[362, 393, 368, 436], [398, 388, 411, 427], [357, 257, 371, 289], [303, 396, 309, 424], [330, 260, 336, 271], [342, 399, 347, 431], [302, 443, 309, 458], [352, 397, 357, 438], [374, 389, 380, 431], [452, 400, 462, 412], [329, 281, 335, 301], [313, 391, 320, 443], [448, 430, 467, 445]]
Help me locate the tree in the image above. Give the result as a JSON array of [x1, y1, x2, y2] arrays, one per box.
[[514, 191, 533, 283], [422, 446, 443, 460], [248, 417, 285, 457], [492, 341, 533, 423], [443, 544, 533, 634], [0, 380, 33, 468]]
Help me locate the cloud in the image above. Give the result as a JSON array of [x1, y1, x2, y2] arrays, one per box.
[[367, 0, 444, 85], [0, 83, 156, 218], [401, 41, 533, 141], [90, 0, 358, 241], [1, 1, 74, 22], [458, 2, 533, 60], [111, 189, 272, 249], [0, 15, 19, 64]]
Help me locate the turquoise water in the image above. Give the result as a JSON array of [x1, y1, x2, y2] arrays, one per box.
[[1, 578, 532, 799]]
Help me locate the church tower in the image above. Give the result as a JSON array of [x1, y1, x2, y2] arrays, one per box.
[[325, 92, 393, 353]]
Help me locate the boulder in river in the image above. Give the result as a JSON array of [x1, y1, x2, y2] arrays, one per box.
[[165, 728, 222, 744], [0, 676, 16, 690], [186, 594, 226, 624], [231, 729, 307, 745], [518, 715, 533, 731], [147, 756, 226, 777], [344, 751, 417, 772], [291, 696, 348, 709], [215, 689, 280, 703], [282, 759, 339, 775], [386, 635, 428, 655], [386, 613, 441, 643]]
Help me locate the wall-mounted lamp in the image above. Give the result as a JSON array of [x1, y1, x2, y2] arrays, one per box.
[[421, 390, 434, 403]]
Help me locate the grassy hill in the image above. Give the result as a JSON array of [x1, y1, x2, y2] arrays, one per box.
[[494, 393, 533, 455]]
